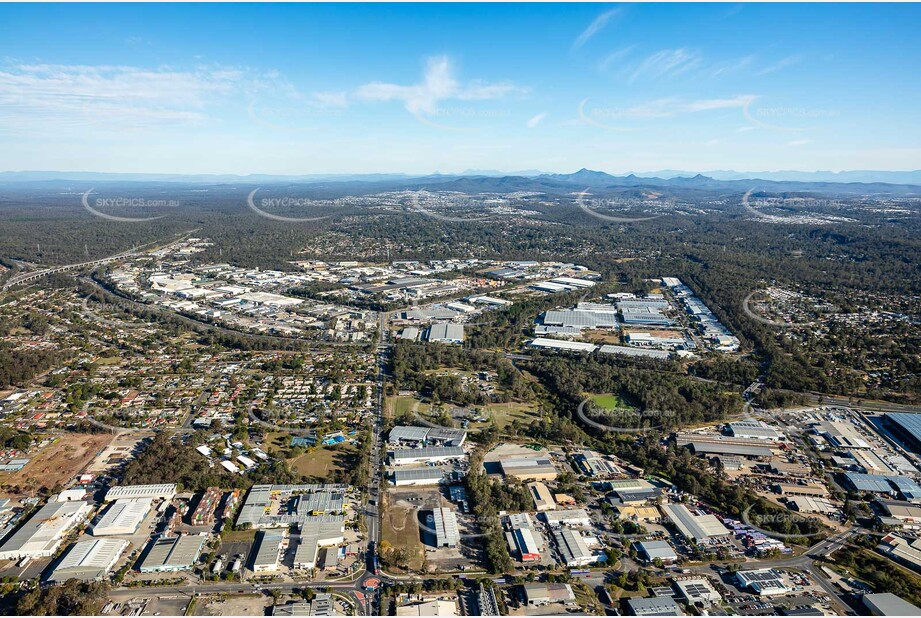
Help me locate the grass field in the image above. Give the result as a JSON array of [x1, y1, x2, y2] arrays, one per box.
[[589, 393, 632, 410], [380, 494, 425, 572], [0, 433, 113, 497], [388, 396, 433, 419], [288, 444, 358, 479], [481, 402, 540, 430]]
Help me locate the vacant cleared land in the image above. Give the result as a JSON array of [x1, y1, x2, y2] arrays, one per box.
[[380, 492, 425, 572], [288, 444, 358, 479], [0, 432, 113, 496]]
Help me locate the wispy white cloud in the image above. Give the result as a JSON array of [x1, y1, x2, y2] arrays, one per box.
[[599, 45, 636, 71], [735, 125, 756, 133], [527, 112, 548, 128], [629, 48, 702, 82], [787, 139, 812, 146], [709, 55, 754, 78], [0, 61, 245, 132], [758, 55, 801, 76], [354, 56, 522, 119], [573, 7, 623, 49]]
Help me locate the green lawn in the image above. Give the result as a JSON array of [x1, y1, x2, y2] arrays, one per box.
[[589, 393, 631, 410]]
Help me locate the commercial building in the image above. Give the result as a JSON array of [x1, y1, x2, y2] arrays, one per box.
[[552, 528, 597, 567], [138, 535, 206, 573], [842, 473, 921, 501], [877, 500, 921, 527], [813, 421, 871, 450], [392, 468, 449, 487], [293, 516, 345, 570], [528, 338, 597, 353], [728, 420, 784, 441], [388, 426, 466, 447], [0, 500, 92, 560], [598, 345, 670, 360], [522, 583, 575, 606], [735, 569, 791, 596], [104, 484, 177, 503], [686, 441, 773, 459], [626, 597, 685, 616], [528, 482, 556, 511], [251, 530, 285, 572], [92, 498, 151, 536], [574, 450, 619, 477], [506, 513, 541, 562], [389, 446, 465, 466], [48, 538, 129, 583], [396, 599, 459, 617], [883, 414, 921, 455], [499, 457, 557, 481], [235, 484, 350, 529], [674, 578, 722, 605], [540, 509, 591, 528], [432, 507, 459, 548], [426, 323, 464, 344], [862, 593, 921, 616], [661, 503, 731, 544], [634, 540, 678, 564], [876, 533, 921, 573]]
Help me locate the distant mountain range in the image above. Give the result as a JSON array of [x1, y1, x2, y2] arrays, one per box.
[[2, 168, 920, 195]]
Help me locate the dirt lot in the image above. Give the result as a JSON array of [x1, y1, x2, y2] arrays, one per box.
[[0, 432, 113, 496], [194, 594, 271, 616], [381, 489, 433, 572]]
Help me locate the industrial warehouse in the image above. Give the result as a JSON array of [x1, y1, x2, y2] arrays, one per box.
[[0, 500, 93, 560], [235, 484, 349, 528], [47, 538, 129, 583], [138, 535, 207, 573], [91, 498, 151, 536]]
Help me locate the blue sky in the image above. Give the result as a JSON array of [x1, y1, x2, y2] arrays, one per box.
[[0, 3, 918, 175]]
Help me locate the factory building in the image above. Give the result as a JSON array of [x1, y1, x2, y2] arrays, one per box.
[[862, 593, 921, 616], [499, 457, 558, 481], [426, 323, 464, 344], [388, 426, 466, 447], [528, 482, 556, 511], [735, 569, 791, 596], [392, 468, 449, 486], [92, 498, 151, 536], [812, 421, 871, 449], [0, 500, 92, 560], [432, 507, 460, 548], [104, 484, 177, 503], [138, 535, 206, 573], [661, 503, 731, 544], [235, 484, 350, 529], [728, 420, 784, 441], [540, 509, 591, 528], [552, 527, 597, 567], [528, 338, 598, 353], [598, 344, 670, 360], [293, 516, 344, 570], [626, 596, 685, 616], [48, 538, 129, 583], [574, 450, 619, 477], [883, 413, 921, 455], [674, 578, 722, 605], [522, 583, 576, 606], [633, 540, 678, 565], [389, 446, 465, 466], [251, 530, 285, 572], [506, 513, 541, 562]]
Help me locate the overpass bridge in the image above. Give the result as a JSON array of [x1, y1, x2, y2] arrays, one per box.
[[1, 252, 136, 292]]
